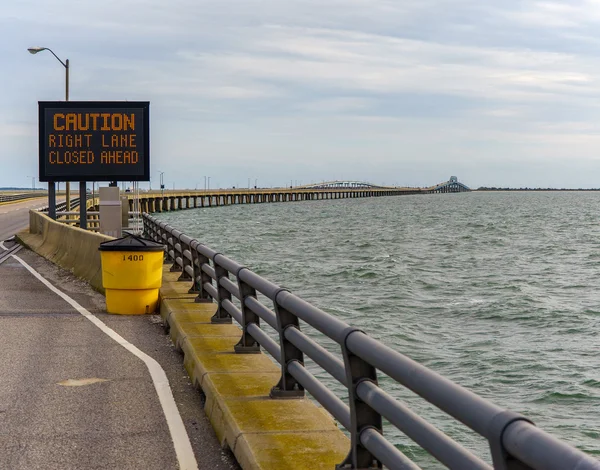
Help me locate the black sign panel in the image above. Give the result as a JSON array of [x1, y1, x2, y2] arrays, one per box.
[[38, 101, 149, 182]]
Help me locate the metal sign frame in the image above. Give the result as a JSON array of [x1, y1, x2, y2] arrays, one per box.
[[38, 101, 150, 182]]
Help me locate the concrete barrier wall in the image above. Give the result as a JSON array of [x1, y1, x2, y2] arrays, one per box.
[[20, 210, 112, 292]]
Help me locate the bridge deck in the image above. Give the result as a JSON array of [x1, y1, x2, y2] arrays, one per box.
[[0, 239, 237, 470]]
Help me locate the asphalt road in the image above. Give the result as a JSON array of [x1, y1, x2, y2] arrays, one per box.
[[0, 215, 240, 468], [0, 197, 51, 241]]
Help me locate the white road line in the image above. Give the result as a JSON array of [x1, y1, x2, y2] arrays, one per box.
[[11, 254, 199, 470], [0, 246, 21, 265]]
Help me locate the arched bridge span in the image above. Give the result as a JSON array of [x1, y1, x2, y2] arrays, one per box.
[[300, 177, 470, 193]]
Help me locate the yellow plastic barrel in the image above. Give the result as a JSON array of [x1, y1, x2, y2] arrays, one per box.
[[99, 234, 165, 314]]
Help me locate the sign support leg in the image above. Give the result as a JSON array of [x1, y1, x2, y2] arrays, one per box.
[[48, 182, 56, 220], [79, 181, 87, 230]]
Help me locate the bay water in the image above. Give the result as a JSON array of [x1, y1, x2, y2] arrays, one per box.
[[155, 191, 600, 466]]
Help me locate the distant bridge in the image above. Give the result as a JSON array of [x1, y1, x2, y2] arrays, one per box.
[[299, 177, 470, 193], [122, 177, 470, 215], [426, 176, 471, 193], [298, 181, 394, 189], [55, 177, 471, 229]]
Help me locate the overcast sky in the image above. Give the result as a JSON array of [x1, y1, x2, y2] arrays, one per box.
[[3, 0, 600, 189]]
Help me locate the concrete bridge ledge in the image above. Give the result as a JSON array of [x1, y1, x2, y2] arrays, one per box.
[[159, 268, 349, 469]]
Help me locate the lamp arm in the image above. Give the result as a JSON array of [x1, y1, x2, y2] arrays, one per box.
[[45, 48, 68, 68]]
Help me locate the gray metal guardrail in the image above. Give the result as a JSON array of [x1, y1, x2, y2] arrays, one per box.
[[40, 197, 81, 213], [143, 213, 600, 470], [0, 192, 46, 204]]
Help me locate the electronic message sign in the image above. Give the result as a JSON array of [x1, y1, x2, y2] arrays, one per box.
[[38, 101, 149, 182]]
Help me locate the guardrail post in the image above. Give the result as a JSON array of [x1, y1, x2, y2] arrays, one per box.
[[186, 240, 202, 294], [160, 222, 175, 264], [487, 411, 534, 470], [169, 230, 182, 272], [270, 289, 304, 398], [233, 267, 260, 353], [211, 254, 232, 323], [143, 214, 153, 239], [142, 214, 149, 238], [148, 217, 157, 242], [337, 328, 382, 469], [177, 234, 193, 281], [192, 243, 213, 303]]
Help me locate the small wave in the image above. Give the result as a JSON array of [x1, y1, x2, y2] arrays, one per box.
[[582, 379, 600, 388], [356, 242, 373, 248], [583, 309, 600, 315], [533, 391, 597, 404], [358, 271, 378, 279]]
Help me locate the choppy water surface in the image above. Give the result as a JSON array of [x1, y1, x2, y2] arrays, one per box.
[[156, 191, 600, 466]]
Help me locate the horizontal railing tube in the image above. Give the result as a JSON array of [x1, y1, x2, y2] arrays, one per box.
[[221, 299, 243, 324], [202, 264, 217, 280], [214, 254, 243, 276], [287, 360, 351, 430], [197, 244, 217, 260], [276, 290, 351, 343], [180, 233, 194, 245], [204, 282, 218, 299], [244, 297, 278, 330], [246, 323, 281, 363], [284, 327, 347, 386], [219, 277, 241, 300], [184, 265, 194, 278], [356, 381, 491, 470], [360, 427, 422, 470], [502, 421, 600, 470], [346, 331, 504, 437], [238, 269, 283, 301]]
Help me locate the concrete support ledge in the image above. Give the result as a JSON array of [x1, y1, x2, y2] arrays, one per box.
[[17, 210, 112, 292], [159, 266, 349, 469]]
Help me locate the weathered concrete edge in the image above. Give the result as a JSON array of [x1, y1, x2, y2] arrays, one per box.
[[159, 268, 350, 469], [16, 210, 112, 293]]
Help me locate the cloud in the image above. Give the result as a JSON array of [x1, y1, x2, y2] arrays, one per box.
[[4, 0, 600, 187], [0, 123, 36, 138]]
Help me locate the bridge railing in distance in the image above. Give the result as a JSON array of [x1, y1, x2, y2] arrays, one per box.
[[0, 192, 46, 204], [39, 197, 82, 213], [142, 213, 600, 470]]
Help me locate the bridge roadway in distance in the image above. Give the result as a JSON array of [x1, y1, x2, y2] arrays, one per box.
[[110, 178, 471, 216], [0, 197, 58, 241], [0, 200, 238, 468]]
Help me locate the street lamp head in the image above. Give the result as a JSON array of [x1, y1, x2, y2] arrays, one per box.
[[27, 47, 46, 54]]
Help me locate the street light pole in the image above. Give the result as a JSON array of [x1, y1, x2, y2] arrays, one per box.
[[27, 46, 70, 219], [157, 171, 165, 196]]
